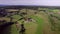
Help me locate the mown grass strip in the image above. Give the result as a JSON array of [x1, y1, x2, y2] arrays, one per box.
[[30, 15, 44, 34], [11, 24, 19, 34]]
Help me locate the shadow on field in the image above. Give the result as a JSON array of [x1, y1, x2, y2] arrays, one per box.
[[0, 22, 14, 34]]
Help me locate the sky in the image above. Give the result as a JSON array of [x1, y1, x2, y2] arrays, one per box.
[[0, 0, 60, 6]]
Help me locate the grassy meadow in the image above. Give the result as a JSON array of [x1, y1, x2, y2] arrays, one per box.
[[0, 7, 60, 34]]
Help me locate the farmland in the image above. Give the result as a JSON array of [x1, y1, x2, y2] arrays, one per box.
[[0, 6, 60, 34]]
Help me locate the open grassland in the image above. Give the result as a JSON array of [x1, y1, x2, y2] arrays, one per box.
[[0, 8, 60, 34], [7, 9, 60, 34]]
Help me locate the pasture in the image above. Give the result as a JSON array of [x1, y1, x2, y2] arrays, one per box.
[[0, 7, 60, 34]]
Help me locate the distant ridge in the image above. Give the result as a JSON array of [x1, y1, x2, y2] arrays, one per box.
[[0, 5, 60, 9], [0, 4, 49, 6]]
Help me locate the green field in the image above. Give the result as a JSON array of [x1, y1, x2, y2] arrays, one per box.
[[9, 9, 60, 34], [0, 8, 60, 34]]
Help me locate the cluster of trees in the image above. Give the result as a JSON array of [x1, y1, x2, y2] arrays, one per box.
[[0, 8, 7, 17], [50, 14, 60, 20], [48, 11, 60, 31]]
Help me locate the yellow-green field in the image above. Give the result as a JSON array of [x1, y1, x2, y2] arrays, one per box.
[[0, 8, 60, 34]]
